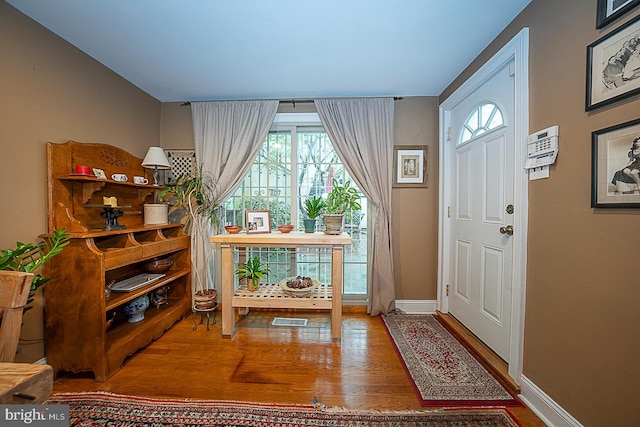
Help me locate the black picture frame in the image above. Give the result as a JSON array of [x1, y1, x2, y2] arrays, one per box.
[[592, 118, 640, 208], [596, 0, 640, 29], [586, 14, 640, 111]]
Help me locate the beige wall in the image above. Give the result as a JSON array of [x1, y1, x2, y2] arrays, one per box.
[[442, 0, 640, 425], [392, 98, 439, 300], [0, 2, 161, 362]]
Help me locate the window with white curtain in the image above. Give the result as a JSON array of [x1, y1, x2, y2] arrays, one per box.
[[223, 114, 368, 296]]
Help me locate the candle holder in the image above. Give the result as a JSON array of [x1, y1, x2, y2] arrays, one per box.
[[100, 206, 126, 231]]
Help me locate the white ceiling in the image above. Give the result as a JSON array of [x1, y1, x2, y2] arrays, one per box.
[[7, 0, 531, 102]]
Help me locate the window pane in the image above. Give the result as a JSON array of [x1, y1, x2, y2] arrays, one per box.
[[459, 102, 504, 144], [226, 124, 367, 296]]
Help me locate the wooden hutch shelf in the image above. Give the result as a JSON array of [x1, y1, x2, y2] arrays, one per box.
[[44, 141, 191, 382]]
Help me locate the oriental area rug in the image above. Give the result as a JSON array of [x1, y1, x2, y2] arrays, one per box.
[[382, 314, 522, 407], [45, 391, 520, 426]]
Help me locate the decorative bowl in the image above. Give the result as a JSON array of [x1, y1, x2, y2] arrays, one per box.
[[123, 294, 150, 323], [277, 224, 294, 233], [279, 276, 320, 297], [225, 225, 242, 234], [143, 258, 173, 273]]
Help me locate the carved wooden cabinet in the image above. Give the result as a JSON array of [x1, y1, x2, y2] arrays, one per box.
[[44, 141, 191, 381]]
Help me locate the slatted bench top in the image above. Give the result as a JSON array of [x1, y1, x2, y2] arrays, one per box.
[[232, 283, 333, 310]]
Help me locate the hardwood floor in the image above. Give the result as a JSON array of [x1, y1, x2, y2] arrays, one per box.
[[52, 308, 545, 425]]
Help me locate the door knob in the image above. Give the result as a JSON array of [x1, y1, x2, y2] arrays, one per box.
[[499, 225, 513, 236]]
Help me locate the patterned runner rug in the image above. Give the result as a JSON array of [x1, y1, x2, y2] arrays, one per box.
[[45, 391, 520, 426], [382, 314, 522, 407]]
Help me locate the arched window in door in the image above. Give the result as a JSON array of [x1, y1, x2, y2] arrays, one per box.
[[459, 101, 504, 145]]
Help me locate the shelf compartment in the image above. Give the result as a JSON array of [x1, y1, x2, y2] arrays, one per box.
[[90, 234, 143, 270], [142, 235, 190, 259], [105, 270, 190, 312], [103, 298, 191, 381]]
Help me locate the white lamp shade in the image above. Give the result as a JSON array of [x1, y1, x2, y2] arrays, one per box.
[[141, 147, 171, 169]]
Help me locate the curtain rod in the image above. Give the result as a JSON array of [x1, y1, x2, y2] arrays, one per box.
[[180, 97, 403, 107]]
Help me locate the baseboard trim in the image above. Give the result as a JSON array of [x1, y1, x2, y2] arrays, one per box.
[[395, 299, 437, 314], [519, 375, 583, 427]]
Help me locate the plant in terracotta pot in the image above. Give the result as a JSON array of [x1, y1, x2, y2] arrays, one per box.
[[302, 196, 326, 233], [324, 179, 361, 235], [235, 256, 270, 292]]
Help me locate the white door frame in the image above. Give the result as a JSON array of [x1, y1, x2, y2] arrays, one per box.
[[437, 28, 529, 384]]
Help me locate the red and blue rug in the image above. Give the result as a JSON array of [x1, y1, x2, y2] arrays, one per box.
[[382, 314, 522, 407], [45, 391, 520, 426]]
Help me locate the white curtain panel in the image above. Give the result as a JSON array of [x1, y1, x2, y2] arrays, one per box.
[[314, 97, 396, 315], [190, 100, 279, 296]]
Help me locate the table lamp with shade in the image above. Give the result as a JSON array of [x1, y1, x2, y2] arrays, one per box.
[[141, 147, 171, 186], [141, 147, 171, 225]]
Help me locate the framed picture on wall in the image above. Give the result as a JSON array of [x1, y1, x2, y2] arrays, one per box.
[[246, 210, 271, 233], [586, 14, 640, 111], [596, 0, 640, 29], [393, 145, 428, 187], [592, 118, 640, 208]]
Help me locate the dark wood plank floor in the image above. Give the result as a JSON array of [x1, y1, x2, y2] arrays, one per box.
[[52, 308, 545, 425]]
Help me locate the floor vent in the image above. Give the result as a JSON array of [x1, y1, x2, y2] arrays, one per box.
[[272, 317, 308, 327]]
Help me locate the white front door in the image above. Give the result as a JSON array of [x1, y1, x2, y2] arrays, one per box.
[[448, 60, 515, 361], [439, 29, 529, 381]]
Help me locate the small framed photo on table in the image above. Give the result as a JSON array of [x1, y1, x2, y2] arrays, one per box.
[[246, 210, 271, 234], [592, 118, 640, 208], [393, 145, 428, 187]]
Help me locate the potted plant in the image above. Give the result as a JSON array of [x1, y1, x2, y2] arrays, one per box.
[[161, 165, 220, 232], [160, 165, 221, 305], [0, 229, 70, 316], [302, 196, 326, 233], [235, 256, 269, 292], [324, 179, 361, 235]]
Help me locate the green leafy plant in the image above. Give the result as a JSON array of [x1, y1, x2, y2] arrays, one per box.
[[325, 179, 361, 214], [235, 256, 270, 289], [0, 229, 70, 313], [160, 164, 221, 230], [303, 196, 326, 220]]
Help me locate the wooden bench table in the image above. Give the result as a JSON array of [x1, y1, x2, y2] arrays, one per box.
[[211, 231, 351, 340]]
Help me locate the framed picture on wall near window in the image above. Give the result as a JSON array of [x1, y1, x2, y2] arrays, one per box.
[[586, 14, 640, 110], [246, 210, 271, 233], [393, 145, 428, 188], [592, 118, 640, 208], [596, 0, 640, 29]]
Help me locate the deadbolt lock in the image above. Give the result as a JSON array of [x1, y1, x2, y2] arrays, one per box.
[[506, 204, 514, 214]]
